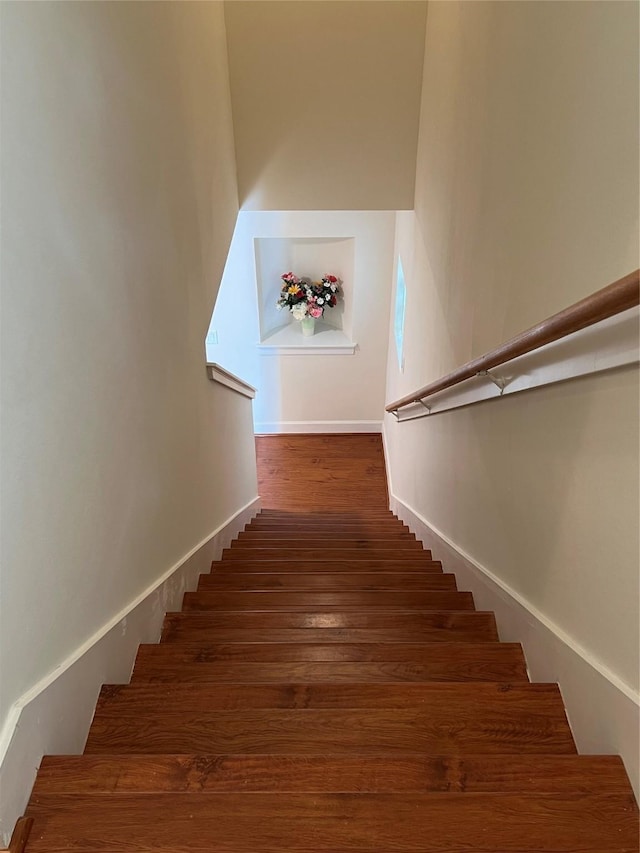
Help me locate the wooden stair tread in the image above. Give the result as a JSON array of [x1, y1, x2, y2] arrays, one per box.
[[220, 552, 435, 562], [88, 682, 575, 755], [228, 539, 425, 550], [95, 681, 569, 711], [130, 663, 527, 685], [34, 753, 633, 794], [244, 525, 412, 533], [24, 792, 639, 852], [255, 510, 399, 517], [136, 640, 519, 662], [198, 572, 457, 590], [248, 514, 406, 521], [182, 591, 475, 610], [255, 509, 399, 516], [238, 530, 416, 540], [160, 615, 500, 644], [163, 610, 492, 631], [213, 559, 444, 571], [85, 707, 574, 754]]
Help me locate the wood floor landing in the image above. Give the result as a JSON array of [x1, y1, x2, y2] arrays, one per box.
[[19, 435, 639, 851]]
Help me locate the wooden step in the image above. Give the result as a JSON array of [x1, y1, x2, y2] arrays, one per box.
[[220, 548, 434, 562], [213, 558, 444, 571], [34, 753, 633, 795], [228, 538, 425, 551], [86, 682, 575, 754], [88, 682, 575, 754], [160, 611, 500, 643], [85, 707, 571, 755], [131, 660, 527, 685], [246, 521, 411, 532], [24, 791, 639, 852], [197, 572, 457, 591], [238, 529, 416, 540], [131, 643, 528, 683], [255, 511, 399, 521], [244, 519, 412, 528], [182, 590, 475, 611], [92, 681, 576, 714]]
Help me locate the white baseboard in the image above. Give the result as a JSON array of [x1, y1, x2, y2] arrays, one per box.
[[389, 492, 640, 799], [254, 420, 382, 434], [0, 496, 260, 844]]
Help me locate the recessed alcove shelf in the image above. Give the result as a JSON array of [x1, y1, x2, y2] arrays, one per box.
[[254, 236, 355, 353], [257, 320, 357, 356]]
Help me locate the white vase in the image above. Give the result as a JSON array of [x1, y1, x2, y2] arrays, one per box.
[[300, 316, 315, 337]]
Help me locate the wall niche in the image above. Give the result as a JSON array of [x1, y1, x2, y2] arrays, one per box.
[[255, 237, 356, 353]]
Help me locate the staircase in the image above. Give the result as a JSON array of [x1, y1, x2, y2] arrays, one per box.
[[17, 436, 639, 851]]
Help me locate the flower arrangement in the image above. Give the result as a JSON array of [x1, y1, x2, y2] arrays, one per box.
[[276, 272, 342, 321]]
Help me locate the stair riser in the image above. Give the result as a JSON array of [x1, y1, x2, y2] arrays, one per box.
[[228, 540, 424, 550], [131, 660, 528, 684], [220, 549, 433, 560], [243, 523, 414, 531], [93, 682, 575, 713], [160, 626, 500, 645], [213, 560, 443, 571], [239, 533, 416, 542], [197, 573, 457, 591], [136, 641, 518, 661], [211, 551, 442, 573], [160, 611, 498, 637], [182, 591, 475, 611]]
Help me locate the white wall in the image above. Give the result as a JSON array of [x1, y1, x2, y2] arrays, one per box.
[[224, 1, 427, 210], [0, 1, 258, 836], [384, 0, 639, 787], [207, 211, 396, 432]]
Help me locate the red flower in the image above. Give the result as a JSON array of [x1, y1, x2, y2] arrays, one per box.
[[327, 275, 337, 283]]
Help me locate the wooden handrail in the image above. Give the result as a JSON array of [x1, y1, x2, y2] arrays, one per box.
[[386, 269, 639, 413]]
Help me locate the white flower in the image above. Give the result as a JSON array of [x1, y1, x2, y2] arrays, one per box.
[[317, 298, 324, 305], [330, 285, 336, 292], [291, 304, 308, 320]]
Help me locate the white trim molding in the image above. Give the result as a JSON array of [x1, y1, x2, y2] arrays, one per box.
[[255, 420, 382, 435], [258, 321, 357, 356], [206, 363, 256, 399], [258, 344, 357, 356], [0, 496, 260, 844], [387, 486, 640, 800]]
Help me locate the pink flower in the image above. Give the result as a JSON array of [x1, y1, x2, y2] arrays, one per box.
[[309, 305, 323, 318]]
